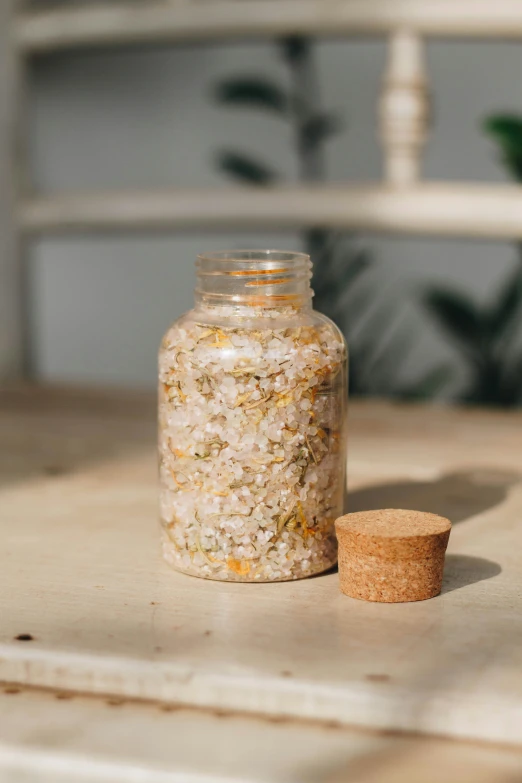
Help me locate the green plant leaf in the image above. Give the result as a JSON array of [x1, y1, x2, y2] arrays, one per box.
[[463, 356, 506, 406], [497, 352, 522, 406], [301, 113, 344, 148], [313, 275, 341, 305], [424, 287, 485, 351], [400, 365, 454, 401], [483, 114, 522, 181], [347, 302, 401, 392], [340, 283, 376, 331], [483, 114, 522, 142], [215, 151, 279, 185], [214, 77, 288, 114], [280, 36, 310, 64], [304, 228, 333, 260], [488, 258, 522, 341], [314, 245, 371, 295], [362, 323, 416, 394], [313, 243, 373, 331], [337, 247, 373, 286]]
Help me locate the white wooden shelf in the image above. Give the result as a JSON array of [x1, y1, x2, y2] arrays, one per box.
[[19, 183, 522, 239], [7, 0, 522, 380], [16, 0, 522, 54], [1, 389, 522, 748]]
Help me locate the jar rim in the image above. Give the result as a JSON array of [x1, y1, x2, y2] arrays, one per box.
[[195, 249, 313, 308], [197, 249, 310, 265]]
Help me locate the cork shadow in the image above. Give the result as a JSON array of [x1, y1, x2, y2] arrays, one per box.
[[347, 468, 520, 525], [441, 554, 501, 594]]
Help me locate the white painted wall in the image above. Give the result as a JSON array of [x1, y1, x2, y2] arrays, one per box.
[[28, 39, 522, 389]]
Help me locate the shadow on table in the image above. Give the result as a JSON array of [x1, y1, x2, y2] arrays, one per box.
[[0, 386, 156, 489], [347, 468, 520, 524], [346, 469, 507, 594], [442, 554, 501, 594], [326, 737, 522, 783]]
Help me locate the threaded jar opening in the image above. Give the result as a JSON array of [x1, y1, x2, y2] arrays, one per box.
[[195, 249, 313, 308]]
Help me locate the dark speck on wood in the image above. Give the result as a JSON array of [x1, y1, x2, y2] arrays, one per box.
[[43, 465, 67, 477], [365, 673, 391, 683]]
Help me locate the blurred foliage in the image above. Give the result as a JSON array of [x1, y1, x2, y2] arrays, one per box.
[[213, 37, 448, 399], [424, 260, 522, 405], [422, 113, 522, 406], [484, 115, 522, 181]]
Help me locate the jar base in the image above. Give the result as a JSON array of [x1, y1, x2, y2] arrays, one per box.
[[162, 544, 338, 583]]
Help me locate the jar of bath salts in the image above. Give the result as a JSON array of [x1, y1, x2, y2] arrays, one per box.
[[158, 250, 348, 581]]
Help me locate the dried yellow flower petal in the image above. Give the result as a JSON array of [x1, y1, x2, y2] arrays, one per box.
[[227, 558, 251, 576]]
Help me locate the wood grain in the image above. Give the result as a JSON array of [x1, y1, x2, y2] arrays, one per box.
[[1, 390, 521, 746]]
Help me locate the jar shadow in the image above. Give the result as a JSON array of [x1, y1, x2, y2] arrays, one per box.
[[346, 468, 520, 525]]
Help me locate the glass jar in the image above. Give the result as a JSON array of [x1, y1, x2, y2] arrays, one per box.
[[158, 250, 348, 582]]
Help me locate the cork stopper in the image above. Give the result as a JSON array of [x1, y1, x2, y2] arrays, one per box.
[[335, 509, 451, 603]]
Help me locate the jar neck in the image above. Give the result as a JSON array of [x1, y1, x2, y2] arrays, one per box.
[[195, 250, 313, 313]]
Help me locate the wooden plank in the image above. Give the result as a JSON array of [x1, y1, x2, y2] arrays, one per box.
[[18, 183, 522, 240], [1, 392, 522, 745], [0, 385, 155, 484], [3, 687, 522, 783], [0, 1, 24, 381], [15, 0, 522, 53]]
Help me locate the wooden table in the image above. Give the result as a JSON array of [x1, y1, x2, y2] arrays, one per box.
[[1, 387, 522, 781]]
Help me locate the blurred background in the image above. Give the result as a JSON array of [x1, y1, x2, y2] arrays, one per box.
[[16, 2, 522, 405]]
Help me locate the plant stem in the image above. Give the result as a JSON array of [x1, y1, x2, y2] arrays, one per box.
[[289, 41, 325, 183], [281, 37, 328, 261]]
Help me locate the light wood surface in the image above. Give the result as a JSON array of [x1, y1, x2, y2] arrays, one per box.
[[18, 183, 522, 240], [1, 389, 522, 748], [2, 687, 522, 783], [16, 0, 522, 54]]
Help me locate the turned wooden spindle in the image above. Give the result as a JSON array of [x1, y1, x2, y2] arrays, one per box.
[[379, 29, 430, 186]]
